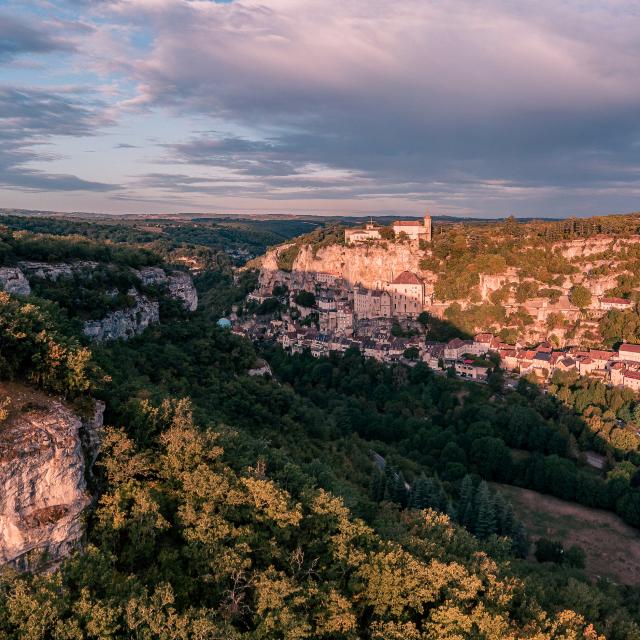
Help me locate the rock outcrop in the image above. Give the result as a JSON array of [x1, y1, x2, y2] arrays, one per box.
[[0, 267, 31, 296], [553, 237, 640, 260], [83, 290, 159, 342], [0, 384, 104, 569], [135, 267, 198, 311], [18, 261, 98, 281], [80, 400, 106, 472], [259, 243, 430, 292]]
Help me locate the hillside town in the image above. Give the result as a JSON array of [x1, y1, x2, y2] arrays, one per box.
[[231, 267, 640, 393]]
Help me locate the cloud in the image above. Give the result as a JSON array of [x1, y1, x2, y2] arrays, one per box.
[[90, 0, 640, 214], [0, 13, 75, 62], [4, 0, 640, 214], [0, 86, 117, 192]]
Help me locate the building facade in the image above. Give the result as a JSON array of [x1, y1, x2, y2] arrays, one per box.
[[392, 214, 432, 243]]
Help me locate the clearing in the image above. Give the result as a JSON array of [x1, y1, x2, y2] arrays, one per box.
[[494, 483, 640, 585]]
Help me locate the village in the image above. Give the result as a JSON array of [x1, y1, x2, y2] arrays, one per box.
[[226, 214, 640, 392], [229, 267, 640, 393]]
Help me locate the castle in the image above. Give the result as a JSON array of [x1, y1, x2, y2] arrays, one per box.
[[345, 213, 432, 245]]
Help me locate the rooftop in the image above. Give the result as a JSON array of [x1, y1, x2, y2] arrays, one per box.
[[390, 270, 423, 285], [393, 220, 425, 227], [620, 344, 640, 354]]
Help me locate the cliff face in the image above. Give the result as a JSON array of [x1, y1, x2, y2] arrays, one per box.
[[553, 237, 640, 259], [0, 384, 104, 570], [0, 262, 197, 341], [0, 267, 31, 296], [18, 261, 99, 281], [136, 267, 198, 311], [260, 243, 431, 291], [83, 290, 160, 342]]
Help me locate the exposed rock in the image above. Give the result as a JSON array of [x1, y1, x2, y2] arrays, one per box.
[[167, 272, 198, 311], [18, 261, 98, 281], [553, 236, 640, 259], [135, 267, 198, 311], [82, 289, 159, 342], [0, 384, 93, 570], [79, 400, 106, 472], [259, 243, 431, 293], [136, 266, 167, 286], [0, 267, 31, 296]]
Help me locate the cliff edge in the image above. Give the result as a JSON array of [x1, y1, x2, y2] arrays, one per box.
[[0, 384, 104, 570]]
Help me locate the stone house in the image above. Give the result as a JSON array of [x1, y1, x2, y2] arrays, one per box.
[[388, 271, 425, 317], [619, 344, 640, 362]]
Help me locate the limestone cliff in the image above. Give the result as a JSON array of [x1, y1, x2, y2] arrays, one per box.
[[257, 233, 640, 345], [259, 242, 432, 292], [0, 384, 104, 570], [83, 290, 160, 342], [18, 261, 99, 281], [553, 236, 640, 259], [0, 267, 30, 296], [136, 267, 198, 311]]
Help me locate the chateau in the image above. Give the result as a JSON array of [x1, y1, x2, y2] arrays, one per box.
[[345, 213, 432, 245]]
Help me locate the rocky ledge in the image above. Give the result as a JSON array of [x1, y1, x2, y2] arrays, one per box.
[[0, 267, 31, 296], [0, 384, 104, 570], [135, 266, 198, 311], [83, 289, 160, 342]]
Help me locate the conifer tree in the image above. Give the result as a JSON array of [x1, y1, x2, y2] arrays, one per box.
[[391, 471, 409, 507], [474, 481, 497, 539], [370, 469, 385, 503], [457, 475, 476, 528], [409, 476, 429, 509]]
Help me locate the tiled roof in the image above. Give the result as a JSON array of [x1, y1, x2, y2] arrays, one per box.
[[447, 337, 470, 349], [391, 271, 423, 285], [601, 297, 631, 304], [620, 344, 640, 354], [393, 220, 424, 227], [588, 350, 615, 361]]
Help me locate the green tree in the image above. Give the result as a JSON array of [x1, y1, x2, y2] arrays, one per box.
[[294, 290, 316, 307], [569, 285, 592, 309]]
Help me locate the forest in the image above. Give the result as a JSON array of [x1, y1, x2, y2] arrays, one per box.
[[0, 218, 640, 637]]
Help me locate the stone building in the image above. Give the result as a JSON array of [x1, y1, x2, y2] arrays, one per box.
[[392, 214, 432, 243], [354, 288, 392, 319], [388, 271, 425, 317], [345, 222, 383, 245], [345, 212, 432, 245]]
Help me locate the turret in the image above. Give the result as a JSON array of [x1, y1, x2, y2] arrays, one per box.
[[423, 212, 432, 243]]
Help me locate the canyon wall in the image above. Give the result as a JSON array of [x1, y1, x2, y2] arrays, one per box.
[[135, 267, 198, 311]]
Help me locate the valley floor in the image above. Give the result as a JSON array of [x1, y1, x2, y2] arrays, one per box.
[[494, 483, 640, 585]]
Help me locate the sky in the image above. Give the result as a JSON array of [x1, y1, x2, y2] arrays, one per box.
[[1, 0, 640, 218]]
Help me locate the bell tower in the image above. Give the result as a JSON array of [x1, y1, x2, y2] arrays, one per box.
[[423, 212, 432, 243]]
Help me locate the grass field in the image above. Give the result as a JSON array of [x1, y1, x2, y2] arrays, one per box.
[[494, 483, 640, 585]]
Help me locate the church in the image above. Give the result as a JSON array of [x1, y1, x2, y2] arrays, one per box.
[[392, 214, 432, 243], [345, 213, 432, 245]]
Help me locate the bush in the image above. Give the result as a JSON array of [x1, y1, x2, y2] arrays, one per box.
[[565, 544, 586, 569], [294, 291, 316, 307], [534, 537, 565, 564]]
